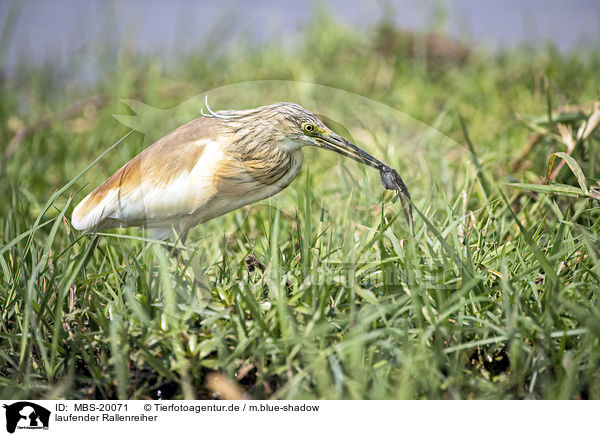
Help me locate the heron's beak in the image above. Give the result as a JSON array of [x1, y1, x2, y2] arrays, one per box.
[[316, 130, 414, 231], [316, 132, 384, 170]]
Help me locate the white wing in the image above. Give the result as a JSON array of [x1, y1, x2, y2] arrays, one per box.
[[72, 118, 225, 233]]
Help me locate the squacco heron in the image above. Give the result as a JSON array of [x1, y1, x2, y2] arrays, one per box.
[[72, 101, 411, 242]]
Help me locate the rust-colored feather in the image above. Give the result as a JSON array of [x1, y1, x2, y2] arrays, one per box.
[[72, 117, 222, 231]]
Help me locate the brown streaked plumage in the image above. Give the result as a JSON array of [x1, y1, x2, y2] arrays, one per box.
[[72, 101, 410, 242]]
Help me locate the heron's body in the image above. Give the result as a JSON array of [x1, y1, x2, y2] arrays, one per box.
[[72, 104, 306, 241], [72, 101, 406, 241]]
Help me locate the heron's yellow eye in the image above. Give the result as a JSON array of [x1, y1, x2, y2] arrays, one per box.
[[302, 123, 316, 134]]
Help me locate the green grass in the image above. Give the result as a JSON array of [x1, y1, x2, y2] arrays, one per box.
[[1, 12, 600, 399]]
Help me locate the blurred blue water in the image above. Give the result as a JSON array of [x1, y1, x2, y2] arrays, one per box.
[[1, 0, 599, 72]]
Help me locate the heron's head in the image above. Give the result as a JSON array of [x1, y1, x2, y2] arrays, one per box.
[[209, 101, 385, 169], [277, 102, 385, 169]]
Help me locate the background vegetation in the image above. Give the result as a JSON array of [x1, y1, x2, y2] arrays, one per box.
[[1, 9, 599, 399]]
